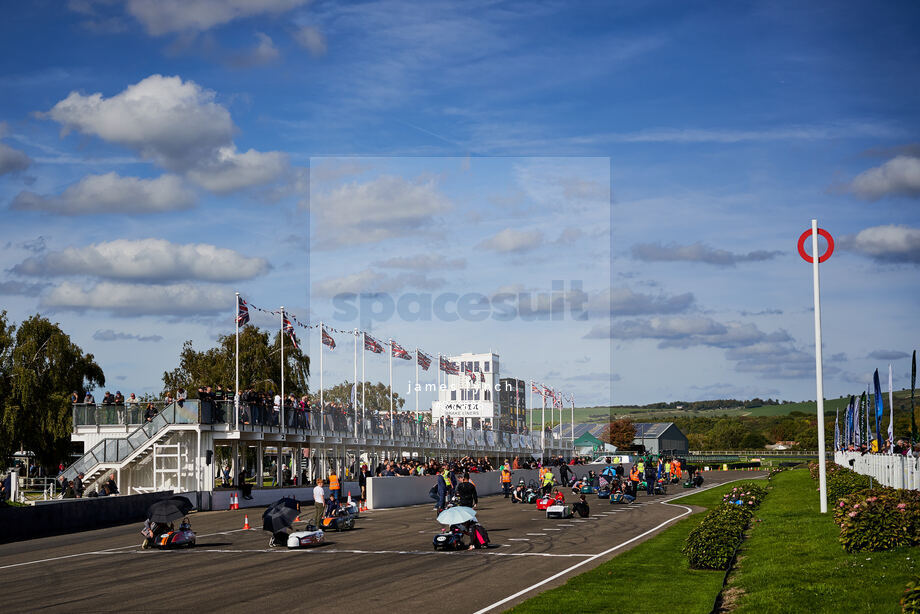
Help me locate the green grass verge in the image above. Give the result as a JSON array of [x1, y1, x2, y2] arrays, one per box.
[[507, 481, 752, 614], [730, 469, 918, 613]]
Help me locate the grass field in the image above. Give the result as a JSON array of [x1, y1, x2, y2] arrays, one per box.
[[728, 469, 918, 613], [511, 469, 919, 613], [508, 480, 752, 614]]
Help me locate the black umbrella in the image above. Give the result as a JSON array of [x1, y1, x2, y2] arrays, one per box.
[[262, 497, 300, 533], [147, 496, 194, 524]]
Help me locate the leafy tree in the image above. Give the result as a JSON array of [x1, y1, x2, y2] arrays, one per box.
[[162, 325, 309, 396], [601, 418, 636, 448], [321, 380, 405, 410], [1, 314, 104, 468], [708, 419, 748, 449]]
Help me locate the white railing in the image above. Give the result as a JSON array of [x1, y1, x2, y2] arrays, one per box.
[[835, 451, 920, 490]]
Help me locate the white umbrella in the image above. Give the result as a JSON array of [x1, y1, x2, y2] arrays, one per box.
[[436, 506, 477, 525]]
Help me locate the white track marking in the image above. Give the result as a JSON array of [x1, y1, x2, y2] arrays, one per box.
[[526, 533, 547, 536], [0, 528, 251, 571], [507, 538, 530, 541], [472, 503, 694, 614]]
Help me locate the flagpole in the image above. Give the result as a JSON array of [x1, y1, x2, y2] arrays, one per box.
[[388, 339, 394, 438], [437, 352, 441, 444], [280, 306, 285, 431], [354, 329, 358, 439], [235, 292, 240, 430], [319, 320, 324, 437], [362, 332, 366, 439], [541, 392, 546, 465], [529, 382, 533, 434], [571, 394, 575, 454], [811, 219, 828, 514], [415, 348, 419, 415]]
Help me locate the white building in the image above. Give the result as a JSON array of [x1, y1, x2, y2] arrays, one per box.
[[432, 352, 499, 425]]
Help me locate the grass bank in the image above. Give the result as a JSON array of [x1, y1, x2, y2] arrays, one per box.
[[729, 469, 918, 613], [508, 481, 749, 614]]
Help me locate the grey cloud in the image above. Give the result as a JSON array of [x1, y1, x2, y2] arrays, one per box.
[[11, 173, 196, 215], [867, 350, 910, 361], [93, 329, 164, 342], [589, 287, 694, 317], [847, 155, 920, 200], [42, 281, 229, 316], [292, 25, 327, 57], [477, 228, 543, 253], [0, 280, 50, 296], [376, 254, 466, 271], [632, 242, 782, 266]]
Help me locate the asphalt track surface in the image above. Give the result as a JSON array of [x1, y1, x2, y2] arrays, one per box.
[[0, 471, 764, 613]]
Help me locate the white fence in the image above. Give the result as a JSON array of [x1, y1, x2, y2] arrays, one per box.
[[834, 451, 920, 490]]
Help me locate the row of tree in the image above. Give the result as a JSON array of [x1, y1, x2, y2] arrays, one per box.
[[0, 312, 104, 468]]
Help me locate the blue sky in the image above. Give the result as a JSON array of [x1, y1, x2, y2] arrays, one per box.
[[0, 0, 918, 407]]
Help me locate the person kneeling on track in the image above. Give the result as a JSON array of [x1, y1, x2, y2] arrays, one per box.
[[510, 481, 525, 503]]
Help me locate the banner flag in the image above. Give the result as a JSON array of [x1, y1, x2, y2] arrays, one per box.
[[439, 356, 459, 374], [364, 334, 384, 353], [834, 408, 839, 451], [391, 341, 411, 360], [236, 297, 250, 325], [912, 350, 917, 444], [417, 350, 431, 371], [888, 364, 894, 450], [874, 369, 883, 451], [322, 327, 336, 350]]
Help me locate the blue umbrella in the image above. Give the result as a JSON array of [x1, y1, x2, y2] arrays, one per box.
[[436, 506, 477, 525]]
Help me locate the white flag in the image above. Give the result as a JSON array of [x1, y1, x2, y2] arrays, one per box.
[[888, 364, 894, 451], [351, 383, 357, 407]]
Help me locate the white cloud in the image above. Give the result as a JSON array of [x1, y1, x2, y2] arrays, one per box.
[[632, 242, 782, 266], [125, 0, 309, 36], [42, 74, 288, 192], [841, 224, 920, 263], [376, 254, 466, 271], [292, 25, 327, 57], [848, 155, 920, 200], [186, 147, 289, 193], [477, 228, 543, 253], [42, 281, 230, 316], [13, 238, 269, 282], [599, 122, 895, 144], [10, 172, 196, 214], [591, 315, 791, 350], [311, 175, 451, 247]]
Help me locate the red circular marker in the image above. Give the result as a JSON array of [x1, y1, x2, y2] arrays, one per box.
[[797, 228, 834, 263]]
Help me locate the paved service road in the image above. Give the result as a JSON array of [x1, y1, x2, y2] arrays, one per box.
[[0, 471, 764, 613]]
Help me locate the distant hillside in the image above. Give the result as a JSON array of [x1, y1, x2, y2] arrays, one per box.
[[526, 390, 913, 426]]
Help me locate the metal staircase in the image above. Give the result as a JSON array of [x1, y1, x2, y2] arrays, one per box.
[[60, 401, 200, 487]]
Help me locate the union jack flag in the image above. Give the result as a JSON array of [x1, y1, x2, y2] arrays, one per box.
[[322, 327, 336, 350], [364, 334, 383, 353], [463, 365, 475, 383], [391, 340, 411, 360], [236, 297, 250, 325], [417, 350, 431, 371], [282, 317, 299, 350], [531, 381, 543, 395], [440, 356, 459, 374]]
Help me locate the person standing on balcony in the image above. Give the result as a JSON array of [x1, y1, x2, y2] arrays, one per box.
[[176, 388, 186, 408], [272, 391, 281, 426]]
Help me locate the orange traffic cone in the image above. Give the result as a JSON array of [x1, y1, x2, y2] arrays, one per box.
[[228, 492, 235, 510], [233, 492, 239, 510], [347, 492, 353, 507], [243, 514, 251, 530]]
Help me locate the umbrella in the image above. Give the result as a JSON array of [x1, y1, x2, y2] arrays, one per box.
[[262, 497, 300, 533], [436, 506, 477, 525], [147, 496, 194, 524]]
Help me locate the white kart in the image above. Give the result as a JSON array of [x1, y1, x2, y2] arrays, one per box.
[[286, 528, 326, 548]]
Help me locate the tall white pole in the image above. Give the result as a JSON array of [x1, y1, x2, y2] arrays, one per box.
[[541, 393, 546, 464], [571, 395, 575, 454], [354, 329, 358, 439], [529, 382, 533, 434], [437, 352, 441, 444], [362, 332, 366, 439], [319, 321, 324, 437], [235, 292, 240, 430], [415, 348, 419, 415], [811, 219, 828, 514], [388, 339, 394, 437], [280, 306, 285, 430]]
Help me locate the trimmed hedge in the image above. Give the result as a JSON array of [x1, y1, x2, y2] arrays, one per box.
[[682, 481, 768, 570], [826, 468, 872, 502], [833, 488, 920, 553]]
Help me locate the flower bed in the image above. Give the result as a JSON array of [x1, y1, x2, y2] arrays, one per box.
[[682, 482, 768, 570], [833, 488, 920, 553]]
